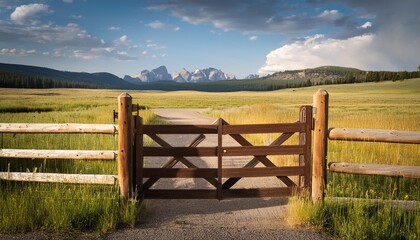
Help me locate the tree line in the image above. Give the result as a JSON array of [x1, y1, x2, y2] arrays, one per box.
[[0, 71, 99, 89], [319, 71, 420, 85]]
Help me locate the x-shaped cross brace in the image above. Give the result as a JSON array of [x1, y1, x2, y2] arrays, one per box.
[[221, 119, 298, 189], [142, 133, 219, 190]]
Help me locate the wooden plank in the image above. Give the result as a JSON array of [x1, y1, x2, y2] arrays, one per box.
[[312, 89, 328, 203], [0, 123, 116, 134], [0, 172, 117, 185], [222, 187, 293, 198], [299, 105, 313, 188], [222, 145, 304, 156], [326, 197, 420, 210], [134, 116, 143, 197], [143, 125, 218, 134], [328, 128, 420, 144], [222, 166, 305, 178], [329, 162, 420, 179], [222, 123, 305, 134], [148, 134, 206, 148], [143, 168, 217, 178], [0, 149, 116, 160], [217, 118, 223, 200], [143, 189, 217, 199], [118, 92, 133, 199], [143, 147, 218, 157]]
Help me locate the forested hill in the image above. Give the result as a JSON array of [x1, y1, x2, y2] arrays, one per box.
[[0, 63, 135, 89]]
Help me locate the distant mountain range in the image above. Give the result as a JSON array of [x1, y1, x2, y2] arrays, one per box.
[[1, 62, 418, 91], [123, 66, 236, 83]]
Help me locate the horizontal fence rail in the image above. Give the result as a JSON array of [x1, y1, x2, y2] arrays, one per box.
[[0, 123, 117, 134], [143, 125, 218, 134], [0, 172, 117, 185], [0, 121, 118, 187], [329, 162, 420, 179], [0, 149, 116, 160], [328, 128, 420, 144]]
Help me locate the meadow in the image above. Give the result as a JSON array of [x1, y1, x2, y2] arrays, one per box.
[[0, 78, 419, 238]]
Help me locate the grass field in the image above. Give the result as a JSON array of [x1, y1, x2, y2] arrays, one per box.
[[0, 78, 419, 237]]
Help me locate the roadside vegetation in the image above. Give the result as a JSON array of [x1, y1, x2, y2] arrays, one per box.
[[0, 78, 419, 237]]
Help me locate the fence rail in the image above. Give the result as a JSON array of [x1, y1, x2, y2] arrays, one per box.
[[328, 128, 420, 144], [0, 122, 118, 186], [311, 89, 420, 205], [0, 172, 117, 185], [0, 149, 116, 160], [0, 123, 117, 134], [329, 162, 420, 179]]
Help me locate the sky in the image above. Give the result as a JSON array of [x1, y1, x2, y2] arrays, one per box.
[[0, 0, 419, 79]]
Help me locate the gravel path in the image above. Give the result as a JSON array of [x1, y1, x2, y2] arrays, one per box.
[[105, 108, 330, 240]]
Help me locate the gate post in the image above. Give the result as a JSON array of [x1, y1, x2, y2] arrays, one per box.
[[118, 93, 133, 199], [312, 89, 329, 203]]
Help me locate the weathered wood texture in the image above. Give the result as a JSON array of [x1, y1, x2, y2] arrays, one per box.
[[328, 128, 420, 144], [299, 105, 313, 188], [0, 172, 117, 185], [0, 149, 116, 160], [0, 123, 117, 134], [143, 125, 218, 134], [326, 197, 420, 210], [329, 162, 420, 179], [222, 123, 305, 134], [118, 92, 133, 199], [312, 89, 329, 203], [139, 108, 314, 200]]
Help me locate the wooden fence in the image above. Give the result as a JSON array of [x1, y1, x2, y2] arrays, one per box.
[[135, 108, 313, 200], [0, 122, 118, 185], [311, 89, 420, 206], [1, 91, 419, 204]]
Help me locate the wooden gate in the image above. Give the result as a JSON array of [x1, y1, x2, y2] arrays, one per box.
[[133, 106, 313, 200]]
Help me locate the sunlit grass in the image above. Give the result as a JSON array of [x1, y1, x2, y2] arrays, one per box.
[[0, 78, 419, 235], [0, 105, 154, 233]]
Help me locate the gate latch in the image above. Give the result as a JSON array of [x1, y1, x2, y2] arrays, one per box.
[[113, 110, 118, 123]]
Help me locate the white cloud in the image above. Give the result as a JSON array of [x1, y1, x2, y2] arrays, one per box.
[[10, 4, 50, 24], [258, 34, 397, 75], [146, 40, 165, 49], [72, 47, 137, 61], [359, 21, 372, 29], [146, 20, 165, 29], [113, 35, 128, 46], [108, 26, 120, 31], [319, 10, 341, 20], [0, 48, 36, 56], [70, 15, 83, 19], [146, 20, 180, 31], [249, 35, 258, 41]]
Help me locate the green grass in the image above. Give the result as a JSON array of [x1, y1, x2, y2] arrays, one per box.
[[0, 97, 155, 233], [0, 78, 419, 235]]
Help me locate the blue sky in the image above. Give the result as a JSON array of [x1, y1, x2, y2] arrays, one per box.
[[0, 0, 419, 78]]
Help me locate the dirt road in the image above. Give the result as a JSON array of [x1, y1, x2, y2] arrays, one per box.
[[105, 108, 329, 240]]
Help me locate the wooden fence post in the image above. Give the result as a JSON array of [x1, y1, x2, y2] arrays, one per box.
[[312, 89, 329, 203], [118, 93, 133, 199]]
